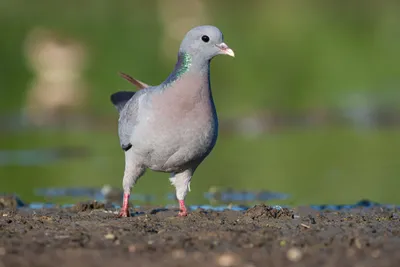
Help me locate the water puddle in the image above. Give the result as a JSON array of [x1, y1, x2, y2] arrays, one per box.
[[34, 186, 290, 205], [0, 192, 398, 212]]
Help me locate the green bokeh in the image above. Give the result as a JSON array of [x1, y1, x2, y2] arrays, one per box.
[[1, 0, 400, 205]]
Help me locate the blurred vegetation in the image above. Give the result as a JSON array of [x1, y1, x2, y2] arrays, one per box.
[[0, 0, 400, 206]]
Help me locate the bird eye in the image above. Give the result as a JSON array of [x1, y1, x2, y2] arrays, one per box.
[[201, 35, 210, 43]]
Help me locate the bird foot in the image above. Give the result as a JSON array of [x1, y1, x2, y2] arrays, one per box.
[[118, 209, 130, 217], [177, 200, 188, 217], [178, 211, 187, 217]]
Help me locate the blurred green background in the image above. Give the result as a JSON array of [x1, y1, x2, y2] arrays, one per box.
[[0, 0, 400, 206]]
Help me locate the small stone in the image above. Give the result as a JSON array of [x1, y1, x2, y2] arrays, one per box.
[[172, 249, 186, 259], [2, 214, 8, 217], [72, 201, 105, 213], [243, 243, 254, 248], [280, 240, 286, 246], [217, 253, 240, 266], [128, 245, 137, 253], [286, 248, 302, 262], [40, 216, 52, 222], [0, 247, 5, 256], [104, 233, 115, 240], [308, 215, 316, 224], [300, 223, 310, 229], [0, 195, 23, 209]]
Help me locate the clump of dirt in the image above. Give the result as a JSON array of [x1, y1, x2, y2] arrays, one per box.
[[0, 195, 23, 210], [243, 204, 293, 219], [69, 200, 105, 212]]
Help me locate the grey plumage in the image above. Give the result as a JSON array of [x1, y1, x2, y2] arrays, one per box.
[[110, 25, 235, 217]]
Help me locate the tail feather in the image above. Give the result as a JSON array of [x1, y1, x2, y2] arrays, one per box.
[[110, 91, 136, 113], [119, 72, 149, 89]]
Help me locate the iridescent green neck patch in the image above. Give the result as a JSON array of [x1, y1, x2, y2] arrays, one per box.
[[164, 52, 192, 86]]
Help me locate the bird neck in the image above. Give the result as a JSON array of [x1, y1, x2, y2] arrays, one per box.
[[163, 52, 210, 87]]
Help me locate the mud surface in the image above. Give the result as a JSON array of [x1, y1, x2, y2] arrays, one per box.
[[0, 202, 400, 267]]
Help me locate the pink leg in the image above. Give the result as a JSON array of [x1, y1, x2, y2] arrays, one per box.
[[178, 199, 188, 217], [118, 193, 130, 217]]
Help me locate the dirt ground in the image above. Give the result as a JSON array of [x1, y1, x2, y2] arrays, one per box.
[[0, 202, 399, 267]]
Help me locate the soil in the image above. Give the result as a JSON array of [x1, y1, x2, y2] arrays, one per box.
[[0, 201, 399, 267]]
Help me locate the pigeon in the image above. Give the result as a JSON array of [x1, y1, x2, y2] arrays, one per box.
[[110, 25, 235, 217]]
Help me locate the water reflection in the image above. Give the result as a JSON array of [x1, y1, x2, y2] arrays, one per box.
[[0, 147, 89, 166], [34, 185, 289, 206]]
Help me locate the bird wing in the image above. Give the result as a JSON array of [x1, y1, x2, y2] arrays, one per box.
[[116, 91, 143, 151], [110, 91, 136, 114], [111, 71, 151, 151]]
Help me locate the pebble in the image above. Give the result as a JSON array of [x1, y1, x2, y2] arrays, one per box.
[[286, 248, 302, 262], [128, 245, 137, 253], [0, 247, 5, 256], [243, 243, 254, 248], [103, 210, 119, 214], [308, 215, 317, 224], [300, 223, 310, 229], [390, 213, 400, 220], [104, 233, 115, 240], [217, 253, 240, 266]]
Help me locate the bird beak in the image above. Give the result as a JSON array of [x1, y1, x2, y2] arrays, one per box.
[[216, 42, 235, 57]]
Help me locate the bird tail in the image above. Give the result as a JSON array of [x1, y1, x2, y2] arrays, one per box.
[[110, 91, 136, 113], [119, 72, 149, 89]]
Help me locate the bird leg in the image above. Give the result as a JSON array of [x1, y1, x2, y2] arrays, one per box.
[[118, 193, 130, 217], [169, 169, 193, 217], [118, 151, 145, 218], [178, 199, 188, 217]]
